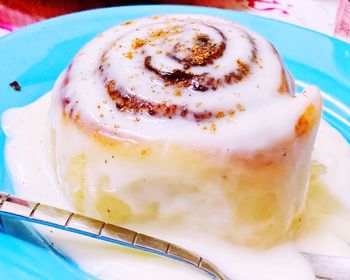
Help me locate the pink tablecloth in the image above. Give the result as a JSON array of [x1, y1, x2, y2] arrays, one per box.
[[0, 0, 349, 41]]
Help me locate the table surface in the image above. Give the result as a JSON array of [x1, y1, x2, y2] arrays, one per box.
[[0, 0, 344, 39]]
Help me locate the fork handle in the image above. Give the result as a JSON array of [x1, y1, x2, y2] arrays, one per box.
[[0, 192, 228, 280]]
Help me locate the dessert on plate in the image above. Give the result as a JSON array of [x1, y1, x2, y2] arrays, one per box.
[[49, 14, 322, 248], [4, 11, 350, 280]]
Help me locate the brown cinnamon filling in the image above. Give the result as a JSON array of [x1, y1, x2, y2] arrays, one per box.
[[106, 80, 216, 122], [144, 29, 257, 92]]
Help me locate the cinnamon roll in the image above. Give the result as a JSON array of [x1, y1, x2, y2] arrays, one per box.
[[50, 15, 322, 248]]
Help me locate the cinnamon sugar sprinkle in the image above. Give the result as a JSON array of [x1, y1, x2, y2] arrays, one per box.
[[132, 38, 148, 49]]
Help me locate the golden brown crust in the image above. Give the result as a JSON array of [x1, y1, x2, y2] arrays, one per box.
[[295, 104, 318, 137]]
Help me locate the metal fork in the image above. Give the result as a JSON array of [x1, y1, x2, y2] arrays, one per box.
[[0, 192, 349, 280]]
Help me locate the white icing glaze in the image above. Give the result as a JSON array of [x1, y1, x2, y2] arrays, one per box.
[[53, 14, 321, 152], [2, 93, 350, 280], [1, 14, 345, 280]]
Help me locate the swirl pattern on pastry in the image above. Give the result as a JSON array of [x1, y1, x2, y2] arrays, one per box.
[[55, 15, 318, 152]]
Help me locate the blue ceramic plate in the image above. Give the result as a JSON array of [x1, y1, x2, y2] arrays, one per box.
[[0, 5, 349, 279]]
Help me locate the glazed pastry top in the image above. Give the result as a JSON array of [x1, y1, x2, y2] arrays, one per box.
[[54, 14, 321, 152]]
